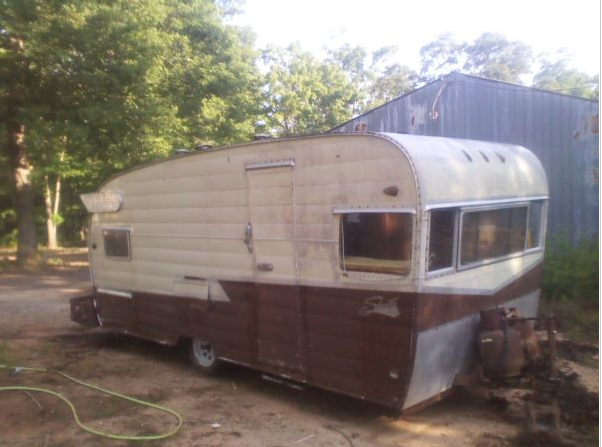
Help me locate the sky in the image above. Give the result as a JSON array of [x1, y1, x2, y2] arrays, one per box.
[[231, 0, 601, 76]]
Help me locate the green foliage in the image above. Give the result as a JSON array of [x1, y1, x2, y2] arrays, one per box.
[[0, 0, 263, 247], [539, 295, 598, 343], [419, 32, 465, 81], [463, 33, 533, 83], [541, 234, 599, 343], [262, 44, 358, 136], [370, 63, 417, 106], [419, 33, 599, 100], [542, 235, 599, 301], [0, 208, 16, 247], [420, 32, 533, 83], [261, 43, 420, 137], [0, 229, 18, 247], [50, 213, 64, 226], [328, 44, 418, 112], [534, 52, 599, 100]]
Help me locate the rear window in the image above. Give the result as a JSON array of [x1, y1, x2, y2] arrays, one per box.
[[103, 229, 131, 259], [340, 212, 412, 275], [460, 207, 527, 266]]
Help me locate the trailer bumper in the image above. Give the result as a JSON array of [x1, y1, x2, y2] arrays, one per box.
[[70, 294, 100, 327]]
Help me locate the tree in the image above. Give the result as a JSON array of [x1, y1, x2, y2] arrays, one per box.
[[0, 3, 37, 264], [0, 0, 261, 261], [328, 44, 418, 113], [419, 32, 464, 82], [327, 44, 370, 115], [463, 33, 533, 83], [262, 44, 357, 136], [366, 47, 417, 108], [534, 53, 599, 100], [420, 32, 533, 84]]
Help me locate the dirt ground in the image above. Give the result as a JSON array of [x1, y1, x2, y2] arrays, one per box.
[[0, 250, 598, 447]]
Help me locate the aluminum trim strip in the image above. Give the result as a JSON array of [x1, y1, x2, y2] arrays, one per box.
[[245, 159, 295, 170], [333, 207, 416, 214], [97, 288, 133, 299], [424, 196, 549, 211]]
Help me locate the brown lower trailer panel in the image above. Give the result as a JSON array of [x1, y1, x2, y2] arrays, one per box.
[[70, 264, 541, 409]]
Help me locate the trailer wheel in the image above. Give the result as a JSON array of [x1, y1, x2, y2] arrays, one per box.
[[190, 338, 220, 375]]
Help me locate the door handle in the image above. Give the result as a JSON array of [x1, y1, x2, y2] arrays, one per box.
[[244, 223, 253, 253]]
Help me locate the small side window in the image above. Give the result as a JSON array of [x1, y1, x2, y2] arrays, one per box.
[[340, 212, 412, 275], [103, 229, 131, 259], [526, 202, 543, 249], [428, 209, 457, 272]]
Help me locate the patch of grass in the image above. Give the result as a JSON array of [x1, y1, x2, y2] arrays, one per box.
[[45, 257, 64, 266], [540, 297, 598, 344], [542, 235, 598, 302], [541, 235, 599, 345]]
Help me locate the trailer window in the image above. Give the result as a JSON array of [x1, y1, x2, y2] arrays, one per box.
[[340, 213, 412, 275], [428, 209, 457, 271], [103, 229, 131, 259], [460, 207, 527, 266], [526, 202, 543, 249]]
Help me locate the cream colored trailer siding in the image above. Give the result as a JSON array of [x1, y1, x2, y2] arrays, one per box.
[[90, 135, 419, 295]]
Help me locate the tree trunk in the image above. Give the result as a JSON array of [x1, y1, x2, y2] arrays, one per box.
[[7, 118, 37, 265], [5, 36, 37, 266], [44, 175, 61, 250]]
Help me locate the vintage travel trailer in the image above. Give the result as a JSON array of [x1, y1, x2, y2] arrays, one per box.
[[72, 132, 548, 411]]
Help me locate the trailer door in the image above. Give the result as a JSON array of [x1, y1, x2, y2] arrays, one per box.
[[245, 160, 304, 372]]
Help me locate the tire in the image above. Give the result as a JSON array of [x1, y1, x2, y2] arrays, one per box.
[[190, 338, 221, 376]]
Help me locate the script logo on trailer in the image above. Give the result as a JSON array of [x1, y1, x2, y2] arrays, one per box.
[[358, 296, 400, 318]]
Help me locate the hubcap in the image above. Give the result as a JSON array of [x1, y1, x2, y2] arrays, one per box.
[[192, 339, 215, 368]]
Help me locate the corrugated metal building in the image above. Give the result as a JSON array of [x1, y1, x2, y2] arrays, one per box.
[[330, 72, 599, 242]]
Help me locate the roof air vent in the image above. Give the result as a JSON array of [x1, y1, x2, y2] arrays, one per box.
[[461, 150, 473, 162], [494, 151, 506, 163], [479, 151, 490, 162]]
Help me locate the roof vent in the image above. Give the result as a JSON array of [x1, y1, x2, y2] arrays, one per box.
[[174, 149, 191, 156], [461, 150, 473, 162], [254, 134, 273, 141], [479, 151, 490, 162], [494, 151, 506, 163], [195, 144, 212, 151]]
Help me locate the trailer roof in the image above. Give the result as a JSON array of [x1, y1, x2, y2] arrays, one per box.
[[381, 132, 548, 207], [97, 132, 548, 208]]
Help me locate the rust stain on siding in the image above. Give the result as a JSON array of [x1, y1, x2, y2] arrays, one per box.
[[72, 264, 541, 408]]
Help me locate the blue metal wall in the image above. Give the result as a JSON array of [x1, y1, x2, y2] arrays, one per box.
[[330, 72, 600, 242]]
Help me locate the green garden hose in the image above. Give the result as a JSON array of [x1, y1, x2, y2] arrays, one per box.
[[0, 364, 182, 441]]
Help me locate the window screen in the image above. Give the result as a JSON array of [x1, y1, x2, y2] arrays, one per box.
[[526, 202, 543, 249], [340, 213, 412, 275], [460, 207, 527, 266], [428, 209, 456, 271], [103, 229, 131, 259]]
